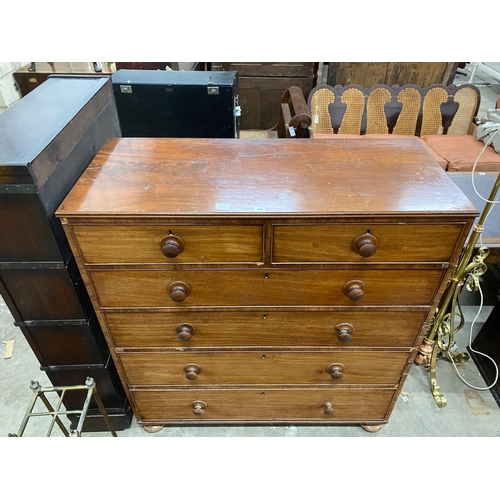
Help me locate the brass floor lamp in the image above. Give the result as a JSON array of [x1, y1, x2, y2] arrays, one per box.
[[414, 162, 500, 407]]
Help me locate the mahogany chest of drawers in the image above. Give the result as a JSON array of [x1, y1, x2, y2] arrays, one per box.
[[56, 137, 477, 432]]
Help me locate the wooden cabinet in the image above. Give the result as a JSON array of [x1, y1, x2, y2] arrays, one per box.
[[224, 63, 317, 130], [13, 62, 115, 96], [56, 137, 477, 431], [327, 62, 459, 88], [0, 76, 132, 431]]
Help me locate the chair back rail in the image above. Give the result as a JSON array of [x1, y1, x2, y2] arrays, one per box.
[[307, 83, 481, 137]]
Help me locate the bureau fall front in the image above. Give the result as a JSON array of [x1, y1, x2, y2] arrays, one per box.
[[56, 137, 477, 432]]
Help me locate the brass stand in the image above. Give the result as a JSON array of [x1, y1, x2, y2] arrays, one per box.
[[414, 172, 500, 407], [8, 377, 117, 437]]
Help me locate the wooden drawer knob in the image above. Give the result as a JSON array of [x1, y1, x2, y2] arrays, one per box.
[[168, 281, 191, 302], [184, 363, 202, 380], [176, 323, 196, 341], [327, 363, 345, 380], [160, 235, 185, 258], [324, 402, 335, 415], [335, 323, 354, 342], [191, 400, 207, 415], [352, 233, 378, 257], [342, 280, 365, 301]]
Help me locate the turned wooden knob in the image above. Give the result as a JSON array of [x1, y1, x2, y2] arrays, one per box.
[[176, 323, 196, 341], [184, 363, 202, 380], [160, 235, 185, 258], [327, 363, 345, 380], [335, 323, 354, 342], [352, 233, 378, 257], [168, 281, 191, 302], [342, 280, 365, 301], [324, 402, 335, 415], [191, 400, 207, 415]]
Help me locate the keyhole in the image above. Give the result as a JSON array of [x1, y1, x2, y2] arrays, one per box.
[[264, 273, 269, 279], [262, 355, 266, 359], [262, 315, 267, 320], [168, 230, 173, 235]]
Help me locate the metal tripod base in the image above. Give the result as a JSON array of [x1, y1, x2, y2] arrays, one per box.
[[8, 377, 117, 437]]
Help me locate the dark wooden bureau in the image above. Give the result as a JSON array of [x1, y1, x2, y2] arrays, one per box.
[[56, 137, 477, 432], [0, 76, 132, 431]]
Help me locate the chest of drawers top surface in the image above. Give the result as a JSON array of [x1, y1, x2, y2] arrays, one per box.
[[56, 137, 478, 218]]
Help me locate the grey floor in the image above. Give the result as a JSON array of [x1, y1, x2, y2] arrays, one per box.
[[1, 63, 500, 439]]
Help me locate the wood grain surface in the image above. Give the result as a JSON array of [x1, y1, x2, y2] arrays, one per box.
[[55, 137, 479, 428], [56, 137, 478, 217], [104, 309, 427, 348], [120, 350, 409, 386], [132, 387, 396, 422]]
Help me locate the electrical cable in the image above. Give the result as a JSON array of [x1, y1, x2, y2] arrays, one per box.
[[449, 127, 500, 389], [471, 128, 500, 209], [449, 274, 499, 390]]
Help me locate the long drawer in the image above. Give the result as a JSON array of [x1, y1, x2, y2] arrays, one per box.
[[72, 222, 465, 265], [105, 310, 427, 348], [72, 224, 264, 264], [272, 223, 465, 263], [132, 387, 397, 422], [90, 268, 445, 307], [119, 350, 410, 386]]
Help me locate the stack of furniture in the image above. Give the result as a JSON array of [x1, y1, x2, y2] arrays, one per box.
[[0, 75, 132, 431], [56, 137, 477, 432]]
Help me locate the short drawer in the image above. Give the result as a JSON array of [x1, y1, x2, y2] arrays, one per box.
[[72, 224, 263, 264], [105, 310, 427, 348], [272, 223, 465, 263], [119, 350, 410, 386], [131, 387, 396, 422], [90, 268, 445, 307]]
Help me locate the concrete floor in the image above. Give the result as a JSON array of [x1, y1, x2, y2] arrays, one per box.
[[1, 63, 500, 439]]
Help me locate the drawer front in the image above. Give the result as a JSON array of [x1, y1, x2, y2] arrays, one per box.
[[119, 350, 410, 386], [132, 387, 396, 422], [272, 223, 464, 263], [72, 224, 263, 264], [90, 269, 444, 307], [105, 310, 427, 348]]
